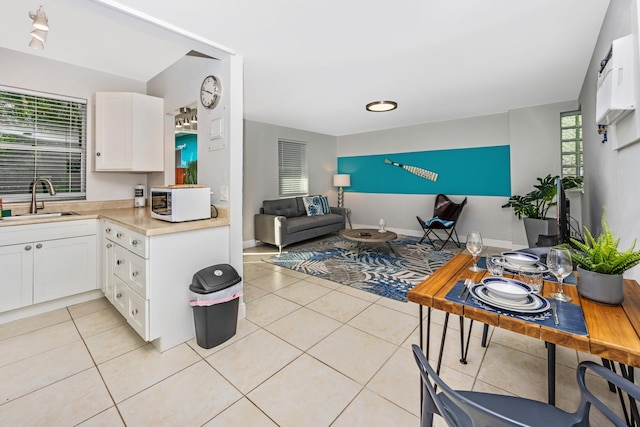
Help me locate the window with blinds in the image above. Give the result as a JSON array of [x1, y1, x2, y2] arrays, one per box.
[[0, 87, 86, 202], [278, 139, 308, 198]]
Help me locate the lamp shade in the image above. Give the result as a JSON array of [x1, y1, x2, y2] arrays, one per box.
[[333, 174, 350, 187]]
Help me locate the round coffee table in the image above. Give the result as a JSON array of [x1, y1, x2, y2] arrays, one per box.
[[341, 228, 398, 255]]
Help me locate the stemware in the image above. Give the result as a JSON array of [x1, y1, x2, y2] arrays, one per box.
[[486, 255, 504, 276], [547, 246, 573, 302], [466, 231, 483, 272]]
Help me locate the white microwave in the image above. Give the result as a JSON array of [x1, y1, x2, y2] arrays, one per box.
[[150, 186, 211, 222]]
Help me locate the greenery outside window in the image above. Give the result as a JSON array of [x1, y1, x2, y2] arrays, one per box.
[[0, 86, 86, 202], [561, 111, 583, 179], [278, 139, 308, 198]]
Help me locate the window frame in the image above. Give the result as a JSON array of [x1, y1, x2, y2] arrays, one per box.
[[560, 111, 583, 179], [0, 85, 87, 202], [278, 139, 308, 198]]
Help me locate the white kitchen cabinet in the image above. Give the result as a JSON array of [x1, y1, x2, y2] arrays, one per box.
[[0, 244, 34, 312], [95, 92, 164, 172], [0, 220, 98, 313], [33, 235, 97, 303], [102, 219, 230, 352]]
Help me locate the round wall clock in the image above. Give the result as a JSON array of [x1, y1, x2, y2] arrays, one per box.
[[200, 75, 221, 109]]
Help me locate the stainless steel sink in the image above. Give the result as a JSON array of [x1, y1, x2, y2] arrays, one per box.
[[2, 212, 79, 221]]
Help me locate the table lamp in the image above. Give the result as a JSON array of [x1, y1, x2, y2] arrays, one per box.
[[333, 174, 350, 207]]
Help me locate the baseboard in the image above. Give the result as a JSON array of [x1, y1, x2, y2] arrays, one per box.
[[243, 239, 257, 249], [0, 290, 104, 325]]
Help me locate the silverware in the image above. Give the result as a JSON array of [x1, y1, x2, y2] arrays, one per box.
[[551, 302, 559, 325], [463, 280, 473, 302], [458, 279, 468, 298]]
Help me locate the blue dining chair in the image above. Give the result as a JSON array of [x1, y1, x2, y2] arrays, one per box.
[[412, 344, 640, 426]]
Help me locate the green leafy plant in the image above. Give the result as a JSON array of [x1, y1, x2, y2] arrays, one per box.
[[502, 175, 583, 219], [570, 210, 640, 275], [185, 160, 197, 184]]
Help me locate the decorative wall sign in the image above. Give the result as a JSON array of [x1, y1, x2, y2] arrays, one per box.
[[384, 158, 438, 182], [337, 145, 511, 196]]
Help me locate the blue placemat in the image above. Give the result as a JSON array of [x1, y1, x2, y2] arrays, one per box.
[[445, 280, 588, 336], [477, 257, 577, 284]]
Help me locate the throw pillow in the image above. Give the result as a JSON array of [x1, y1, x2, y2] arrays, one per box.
[[319, 196, 331, 214], [303, 196, 326, 216]]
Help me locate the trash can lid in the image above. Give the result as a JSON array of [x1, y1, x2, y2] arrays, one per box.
[[189, 264, 242, 294]]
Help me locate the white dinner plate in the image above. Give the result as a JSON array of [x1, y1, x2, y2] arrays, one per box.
[[481, 277, 533, 301], [470, 284, 550, 314], [495, 258, 549, 274], [479, 287, 542, 309]]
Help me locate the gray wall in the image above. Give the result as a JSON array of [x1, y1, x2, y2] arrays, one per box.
[[579, 0, 640, 281], [336, 107, 575, 248], [243, 120, 337, 244]]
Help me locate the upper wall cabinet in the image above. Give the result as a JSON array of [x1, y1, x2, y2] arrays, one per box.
[[95, 92, 164, 172]]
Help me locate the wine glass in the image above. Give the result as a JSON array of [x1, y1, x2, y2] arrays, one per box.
[[547, 246, 573, 302], [466, 231, 483, 272]]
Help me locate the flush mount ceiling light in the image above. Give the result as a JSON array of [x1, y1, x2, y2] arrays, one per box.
[[28, 6, 49, 49], [366, 100, 397, 112]]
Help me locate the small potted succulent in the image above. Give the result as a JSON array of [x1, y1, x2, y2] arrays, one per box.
[[569, 209, 640, 304]]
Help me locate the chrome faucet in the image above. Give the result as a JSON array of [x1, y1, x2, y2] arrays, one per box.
[[30, 178, 56, 213]]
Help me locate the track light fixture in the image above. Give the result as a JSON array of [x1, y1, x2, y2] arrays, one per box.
[[28, 6, 49, 49]]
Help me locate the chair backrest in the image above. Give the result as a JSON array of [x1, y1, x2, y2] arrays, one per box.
[[412, 344, 534, 427], [433, 194, 467, 222]]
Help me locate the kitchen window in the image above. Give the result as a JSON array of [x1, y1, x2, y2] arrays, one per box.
[[278, 139, 308, 198], [0, 86, 86, 202], [560, 111, 583, 179]]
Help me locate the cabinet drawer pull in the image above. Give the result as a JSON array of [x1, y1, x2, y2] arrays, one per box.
[[116, 232, 123, 238], [116, 259, 123, 266], [106, 243, 113, 248], [36, 243, 43, 249], [116, 292, 122, 299], [132, 271, 139, 277], [105, 227, 111, 234], [131, 308, 139, 316], [96, 152, 101, 157], [131, 239, 139, 246], [25, 245, 32, 251]]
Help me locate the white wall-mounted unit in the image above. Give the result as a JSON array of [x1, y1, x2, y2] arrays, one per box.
[[596, 35, 636, 125]]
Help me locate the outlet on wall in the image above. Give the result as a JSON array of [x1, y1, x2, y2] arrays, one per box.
[[220, 185, 229, 201]]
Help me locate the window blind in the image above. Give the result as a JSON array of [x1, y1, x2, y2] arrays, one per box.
[[0, 86, 86, 202], [278, 139, 308, 197]]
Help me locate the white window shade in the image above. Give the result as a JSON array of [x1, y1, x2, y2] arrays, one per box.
[[278, 139, 308, 198], [0, 87, 86, 201]]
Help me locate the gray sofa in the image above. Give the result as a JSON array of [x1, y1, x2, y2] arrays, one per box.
[[254, 197, 347, 255]]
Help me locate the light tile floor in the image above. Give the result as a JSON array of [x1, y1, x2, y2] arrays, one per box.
[[0, 242, 629, 426]]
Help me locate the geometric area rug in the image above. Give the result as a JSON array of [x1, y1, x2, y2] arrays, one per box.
[[263, 235, 456, 302]]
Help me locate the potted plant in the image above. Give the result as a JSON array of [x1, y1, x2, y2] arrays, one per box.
[[569, 210, 640, 304], [502, 174, 582, 247]]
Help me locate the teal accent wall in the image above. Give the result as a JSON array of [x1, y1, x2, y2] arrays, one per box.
[[175, 134, 197, 167], [337, 145, 510, 196]]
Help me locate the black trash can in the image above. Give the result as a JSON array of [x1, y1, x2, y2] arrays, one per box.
[[189, 264, 242, 349]]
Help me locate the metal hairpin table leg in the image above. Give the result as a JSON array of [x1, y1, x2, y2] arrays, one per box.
[[459, 317, 474, 364], [547, 342, 556, 405], [605, 360, 638, 427]]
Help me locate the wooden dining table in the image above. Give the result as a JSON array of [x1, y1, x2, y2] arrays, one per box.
[[408, 253, 640, 411]]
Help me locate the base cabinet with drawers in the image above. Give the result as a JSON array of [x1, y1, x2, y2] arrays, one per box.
[[101, 219, 230, 352], [0, 220, 98, 313]]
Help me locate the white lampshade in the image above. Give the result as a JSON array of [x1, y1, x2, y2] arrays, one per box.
[[28, 37, 45, 50], [333, 174, 350, 187], [30, 29, 48, 42], [31, 7, 49, 31]]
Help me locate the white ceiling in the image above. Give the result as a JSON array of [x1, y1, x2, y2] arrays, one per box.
[[1, 0, 610, 136]]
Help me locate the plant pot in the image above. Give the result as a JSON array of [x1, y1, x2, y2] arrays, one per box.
[[576, 266, 624, 305], [523, 217, 558, 248]]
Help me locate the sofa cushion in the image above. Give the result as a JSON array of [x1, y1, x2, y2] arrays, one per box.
[[286, 214, 344, 234], [262, 198, 303, 217], [302, 195, 330, 216]]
